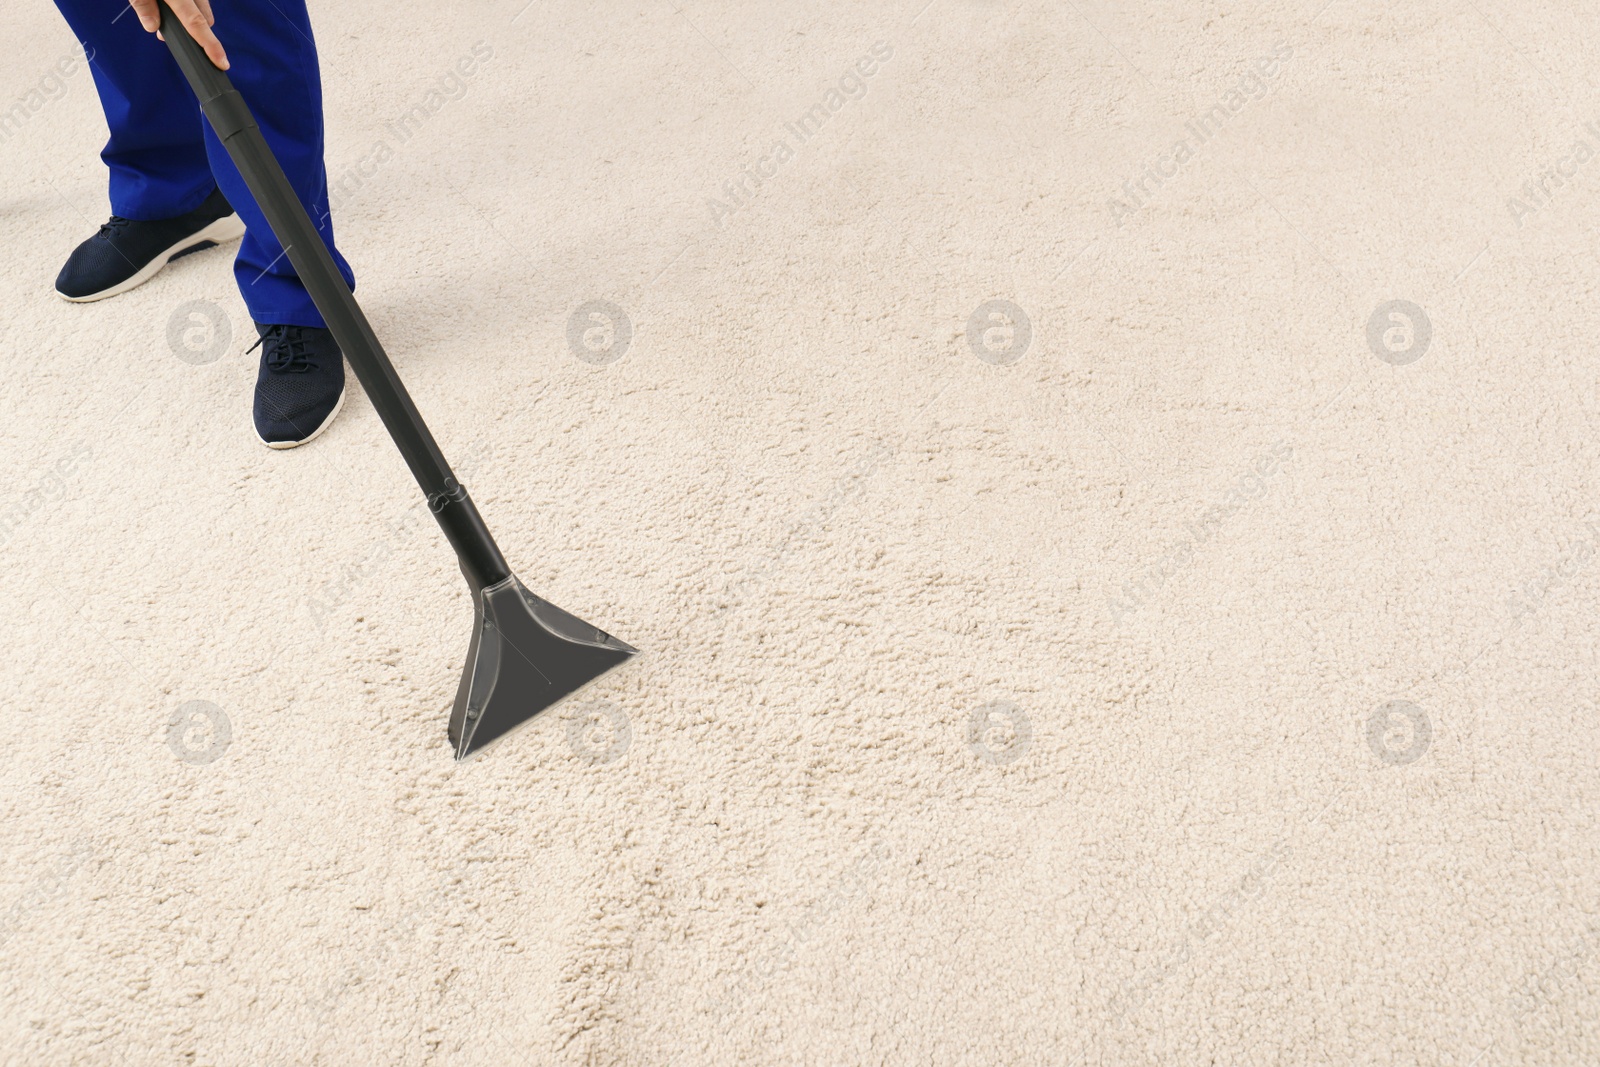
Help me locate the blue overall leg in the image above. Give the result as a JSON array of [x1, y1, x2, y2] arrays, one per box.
[[52, 0, 354, 327]]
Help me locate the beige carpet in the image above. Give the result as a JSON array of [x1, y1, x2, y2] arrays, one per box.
[[4, 0, 1600, 1062]]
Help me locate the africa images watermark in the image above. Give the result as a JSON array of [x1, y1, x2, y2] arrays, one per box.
[[1505, 120, 1600, 228], [567, 300, 632, 365], [1108, 440, 1294, 624], [705, 41, 895, 227], [0, 441, 94, 551], [1104, 838, 1295, 1028], [1504, 520, 1600, 626], [1464, 916, 1600, 1065], [1107, 42, 1294, 227], [711, 440, 897, 620], [0, 43, 94, 145], [0, 840, 94, 950], [320, 40, 496, 223], [968, 700, 1032, 765], [564, 700, 631, 766], [166, 700, 233, 765]]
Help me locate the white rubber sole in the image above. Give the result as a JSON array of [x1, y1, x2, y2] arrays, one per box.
[[55, 213, 247, 303], [258, 381, 346, 450]]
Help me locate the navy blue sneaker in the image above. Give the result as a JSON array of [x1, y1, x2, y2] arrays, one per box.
[[55, 187, 244, 302], [248, 323, 346, 449]]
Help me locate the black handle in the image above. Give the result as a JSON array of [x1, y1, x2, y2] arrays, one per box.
[[156, 1, 510, 590]]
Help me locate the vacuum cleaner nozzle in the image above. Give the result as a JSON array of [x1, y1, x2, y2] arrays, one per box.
[[158, 0, 639, 761], [449, 575, 638, 760]]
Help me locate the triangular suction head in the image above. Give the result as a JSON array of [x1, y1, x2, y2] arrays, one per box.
[[449, 575, 638, 760]]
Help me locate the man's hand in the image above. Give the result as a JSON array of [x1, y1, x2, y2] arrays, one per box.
[[129, 0, 229, 70]]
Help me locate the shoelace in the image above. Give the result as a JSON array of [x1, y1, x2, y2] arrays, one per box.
[[96, 216, 133, 240], [246, 325, 319, 373]]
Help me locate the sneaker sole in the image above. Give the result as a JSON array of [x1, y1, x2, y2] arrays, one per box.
[[258, 382, 346, 450], [55, 214, 247, 303]]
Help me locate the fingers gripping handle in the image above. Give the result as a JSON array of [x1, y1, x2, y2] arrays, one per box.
[[155, 3, 237, 113]]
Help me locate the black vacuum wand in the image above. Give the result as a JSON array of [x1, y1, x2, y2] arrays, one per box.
[[158, 2, 637, 759]]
